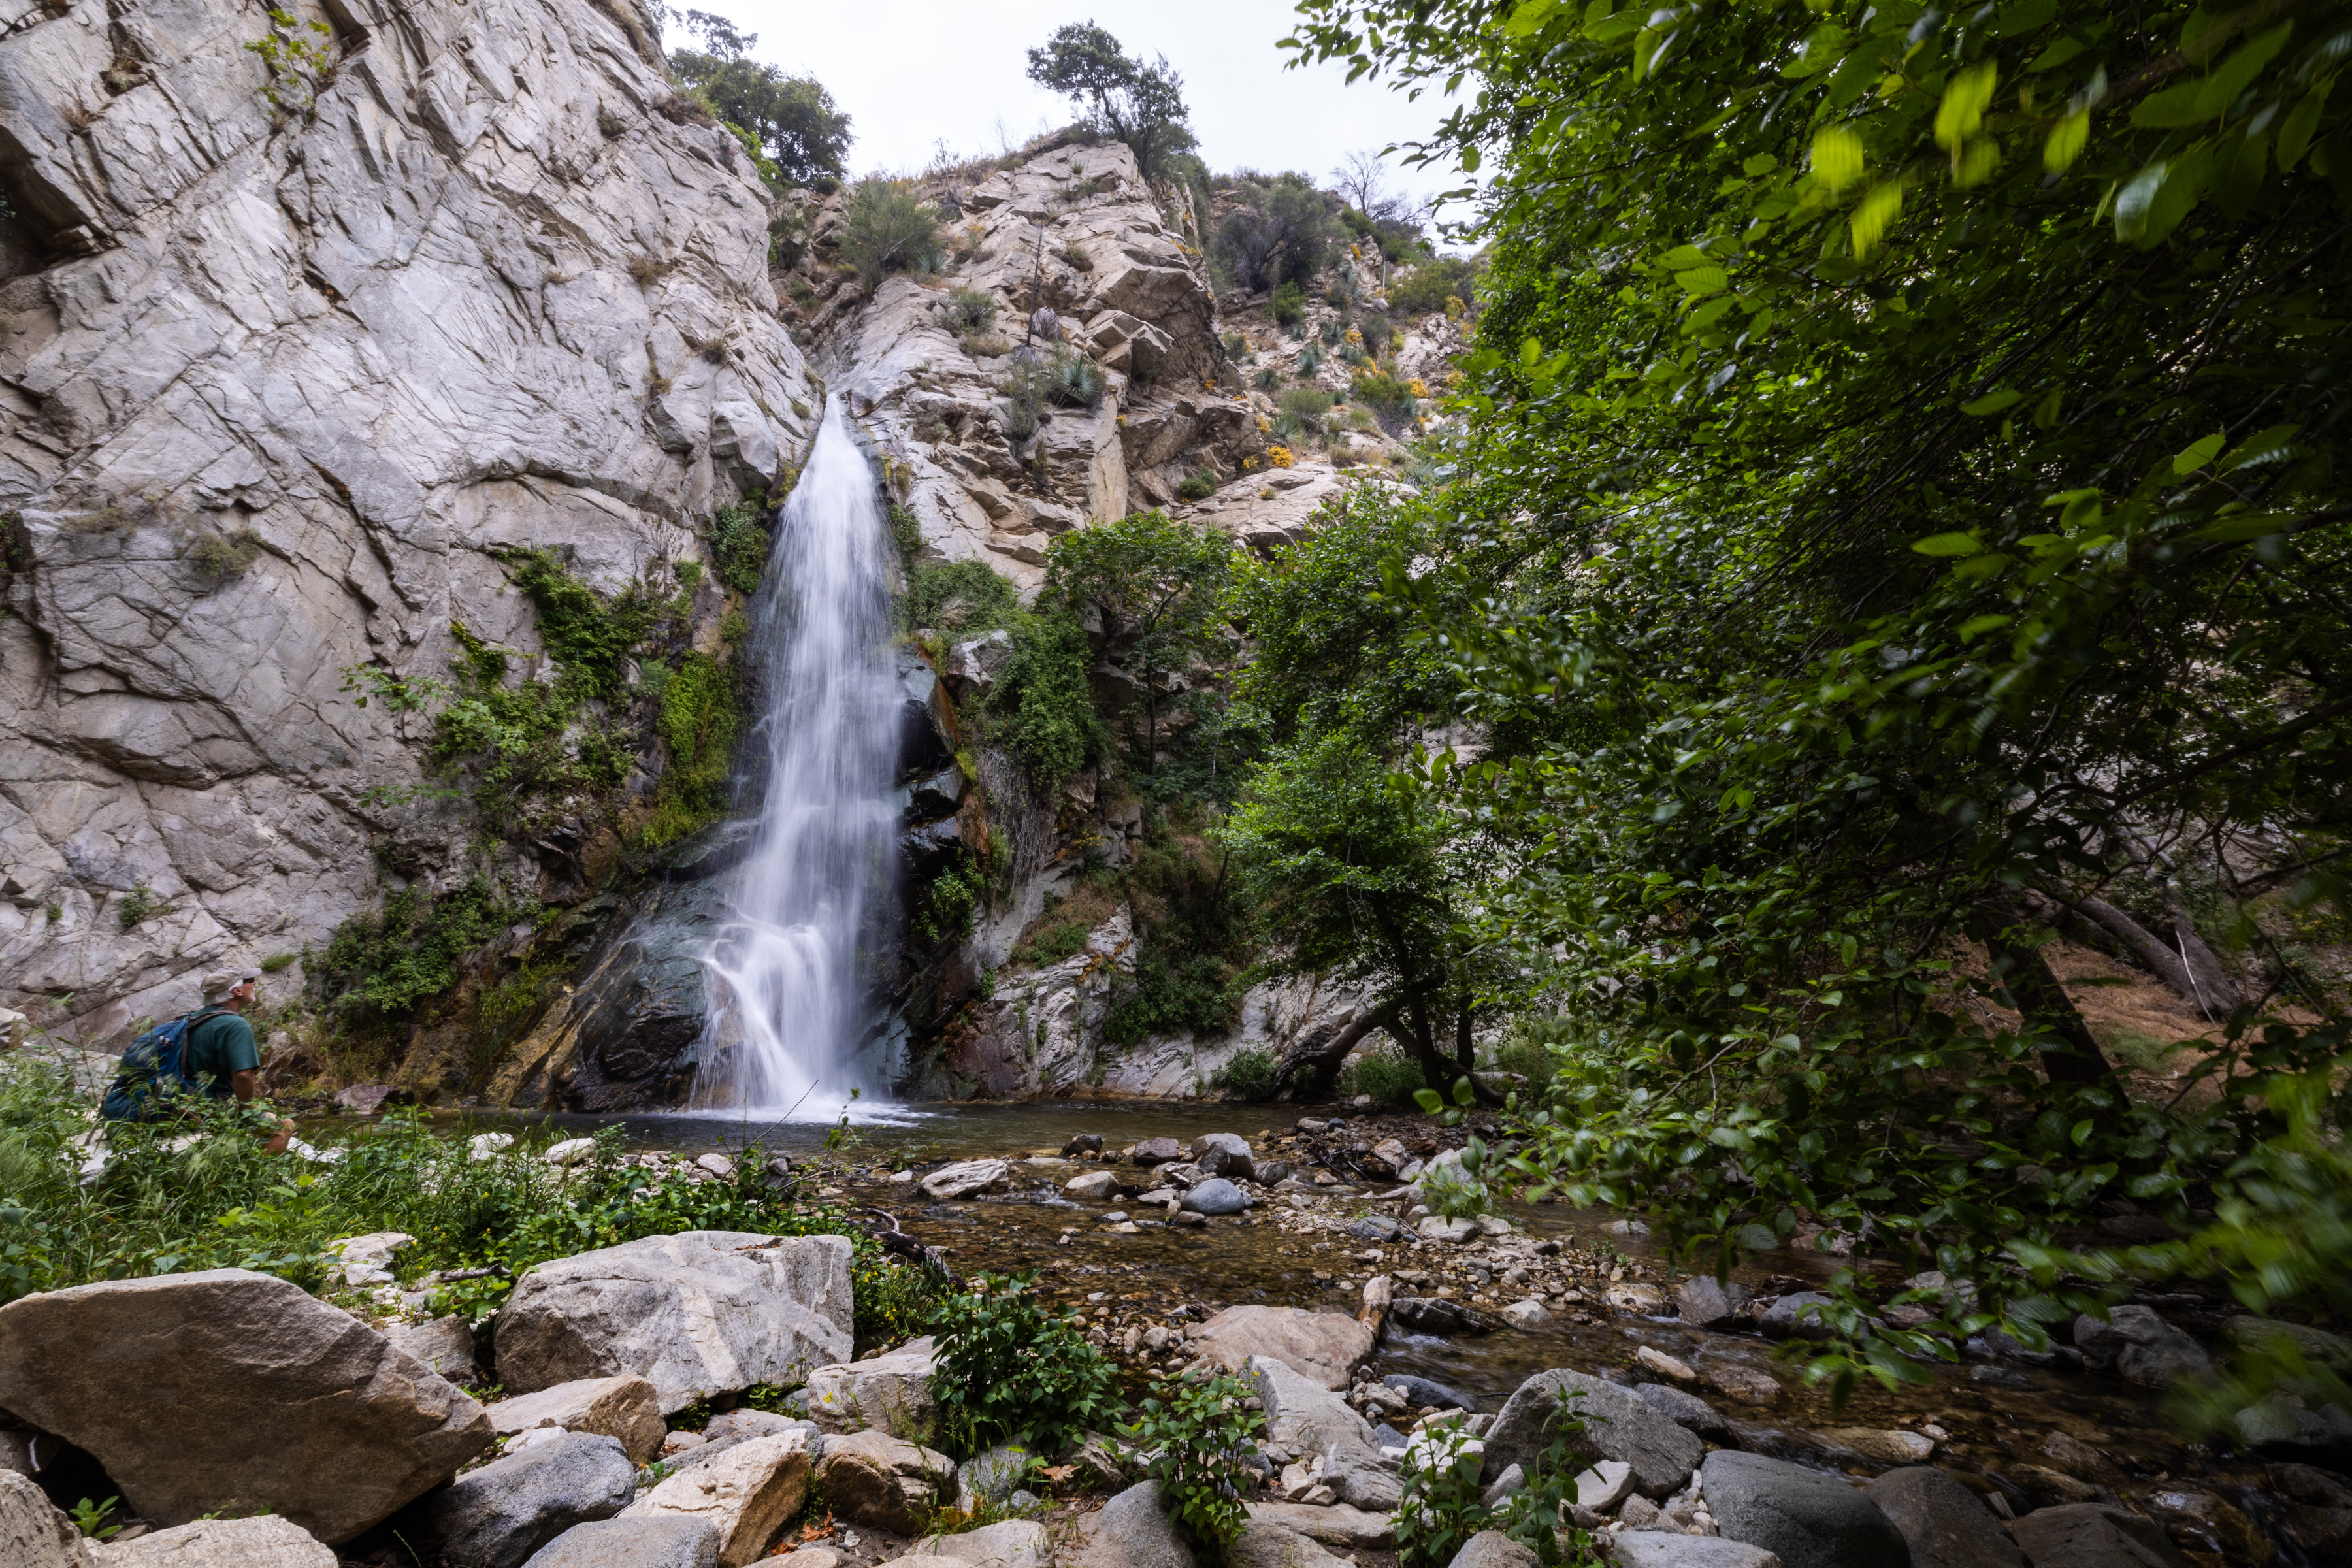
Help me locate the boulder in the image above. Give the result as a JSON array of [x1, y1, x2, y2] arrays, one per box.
[[1066, 1171, 1120, 1202], [921, 1161, 1011, 1200], [523, 1517, 722, 1568], [1605, 1538, 1785, 1568], [911, 1519, 1051, 1568], [396, 1431, 636, 1568], [1604, 1282, 1671, 1316], [1420, 1216, 1480, 1244], [1503, 1300, 1552, 1329], [1228, 1520, 1350, 1568], [1758, 1294, 1837, 1342], [624, 1431, 813, 1567], [2234, 1393, 2352, 1461], [1063, 1134, 1107, 1157], [387, 1316, 482, 1383], [1196, 1307, 1377, 1390], [1244, 1502, 1396, 1548], [1635, 1347, 1698, 1384], [546, 1138, 601, 1168], [2221, 1315, 2352, 1373], [2006, 1503, 2191, 1568], [1700, 1451, 1912, 1568], [0, 1471, 95, 1568], [333, 1232, 416, 1288], [1446, 1530, 1539, 1568], [1384, 1373, 1477, 1413], [1316, 1440, 1402, 1511], [1249, 1356, 1381, 1471], [1485, 1371, 1703, 1500], [955, 1444, 1038, 1509], [1631, 1384, 1734, 1445], [1866, 1467, 2025, 1568], [1701, 1361, 1784, 1407], [1675, 1276, 1756, 1330], [1194, 1134, 1256, 1181], [1820, 1428, 1935, 1467], [101, 1516, 338, 1567], [1065, 1480, 1195, 1568], [0, 1269, 493, 1543], [485, 1376, 668, 1466], [816, 1429, 954, 1535], [1388, 1297, 1505, 1336], [1575, 1460, 1635, 1511], [495, 1232, 853, 1414], [1348, 1217, 1403, 1244], [702, 1411, 814, 1448], [1182, 1179, 1248, 1216], [1132, 1138, 1184, 1167], [2072, 1307, 2213, 1390], [805, 1335, 938, 1435], [2136, 1486, 2270, 1567]]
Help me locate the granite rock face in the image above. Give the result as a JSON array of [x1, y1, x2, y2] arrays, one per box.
[[0, 0, 816, 1045]]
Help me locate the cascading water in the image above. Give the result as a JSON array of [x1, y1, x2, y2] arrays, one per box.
[[691, 397, 901, 1117]]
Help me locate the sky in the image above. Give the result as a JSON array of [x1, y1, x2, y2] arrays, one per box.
[[678, 0, 1473, 225]]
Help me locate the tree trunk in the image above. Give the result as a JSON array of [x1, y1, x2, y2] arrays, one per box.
[[1983, 896, 2119, 1090], [1275, 997, 1401, 1090], [2036, 888, 2241, 1018]]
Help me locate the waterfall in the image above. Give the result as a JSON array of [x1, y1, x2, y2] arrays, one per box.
[[691, 397, 901, 1117]]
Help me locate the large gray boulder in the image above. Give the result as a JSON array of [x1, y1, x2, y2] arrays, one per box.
[[1759, 1293, 1837, 1342], [485, 1375, 668, 1465], [1632, 1383, 1735, 1444], [1193, 1134, 1256, 1181], [0, 1270, 493, 1543], [0, 1472, 94, 1568], [101, 1518, 338, 1566], [1182, 1179, 1249, 1216], [496, 1233, 853, 1414], [1244, 1502, 1396, 1548], [1674, 1275, 1756, 1330], [1865, 1468, 2025, 1568], [1227, 1520, 1350, 1568], [1196, 1307, 1376, 1390], [812, 1429, 953, 1535], [1446, 1531, 1538, 1568], [911, 1519, 1051, 1568], [524, 1517, 723, 1568], [1066, 1480, 1196, 1568], [2072, 1307, 2213, 1390], [2006, 1503, 2191, 1567], [396, 1431, 636, 1568], [1607, 1538, 1784, 1567], [625, 1431, 813, 1567], [805, 1335, 938, 1435], [1484, 1371, 1703, 1500], [1247, 1355, 1379, 1458], [1700, 1451, 1913, 1568]]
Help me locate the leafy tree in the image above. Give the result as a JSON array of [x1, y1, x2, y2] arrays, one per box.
[[1045, 512, 1235, 778], [1026, 22, 1198, 181], [1214, 172, 1335, 292], [1284, 0, 2352, 1400], [668, 9, 851, 188]]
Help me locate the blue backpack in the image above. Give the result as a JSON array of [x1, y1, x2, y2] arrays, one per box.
[[99, 1007, 229, 1122]]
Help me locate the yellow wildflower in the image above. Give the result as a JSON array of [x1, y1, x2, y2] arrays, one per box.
[[1267, 445, 1294, 468]]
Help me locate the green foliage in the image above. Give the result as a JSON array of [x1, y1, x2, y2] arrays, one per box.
[[1277, 388, 1333, 430], [991, 613, 1106, 791], [668, 10, 851, 188], [1399, 1396, 1595, 1568], [1215, 173, 1333, 293], [839, 180, 941, 286], [184, 528, 264, 580], [114, 883, 169, 931], [915, 850, 984, 947], [1103, 828, 1254, 1047], [507, 549, 659, 701], [1126, 1373, 1264, 1553], [1338, 1046, 1424, 1106], [889, 501, 924, 563], [907, 559, 1024, 638], [244, 8, 336, 120], [929, 1272, 1122, 1457], [641, 649, 745, 849], [1211, 1048, 1277, 1102], [1025, 23, 1198, 181], [1386, 257, 1477, 319], [941, 288, 998, 334], [1045, 511, 1233, 778], [1270, 281, 1306, 327], [68, 1496, 121, 1542], [1001, 348, 1106, 440], [312, 879, 527, 1023], [1175, 470, 1217, 502], [706, 506, 771, 594]]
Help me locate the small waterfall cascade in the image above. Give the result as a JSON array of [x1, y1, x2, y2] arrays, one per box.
[[691, 397, 901, 1116]]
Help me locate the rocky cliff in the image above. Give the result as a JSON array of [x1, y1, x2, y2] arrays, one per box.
[[0, 0, 813, 1041]]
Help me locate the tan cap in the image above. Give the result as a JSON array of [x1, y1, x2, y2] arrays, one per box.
[[199, 968, 262, 1000]]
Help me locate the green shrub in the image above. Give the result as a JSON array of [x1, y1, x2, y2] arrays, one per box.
[[839, 179, 941, 285], [1176, 470, 1217, 502], [915, 850, 983, 945], [1212, 1049, 1277, 1101], [706, 506, 770, 594], [1254, 366, 1280, 391], [1277, 387, 1331, 430], [312, 879, 529, 1022], [889, 501, 924, 562], [1386, 256, 1478, 318], [506, 548, 659, 700], [941, 287, 997, 333], [1339, 1045, 1424, 1105], [1270, 281, 1305, 326], [640, 650, 744, 848], [1398, 1393, 1595, 1567], [1128, 1373, 1264, 1552], [930, 1272, 1122, 1457], [992, 613, 1107, 789]]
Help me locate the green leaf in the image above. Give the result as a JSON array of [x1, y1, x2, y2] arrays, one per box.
[[2171, 432, 2226, 473], [1812, 125, 1867, 193], [1413, 1088, 1444, 1114], [1960, 389, 2024, 416], [1742, 153, 1780, 176], [2279, 78, 2334, 170], [1851, 180, 1904, 257], [1957, 613, 2012, 641], [1674, 265, 1729, 295], [2131, 81, 2209, 129], [2044, 108, 2091, 172], [2192, 511, 2292, 543], [1911, 532, 1984, 556], [1504, 0, 1561, 37], [2194, 22, 2294, 120]]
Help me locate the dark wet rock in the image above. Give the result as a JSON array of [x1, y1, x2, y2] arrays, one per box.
[[2006, 1503, 2191, 1568], [521, 1516, 720, 1568], [1631, 1383, 1735, 1445], [1865, 1467, 2024, 1568], [518, 878, 729, 1111], [1194, 1134, 1255, 1181], [2233, 1394, 2352, 1462], [1757, 1292, 1837, 1343], [1674, 1275, 1754, 1330], [2272, 1465, 2352, 1564], [1384, 1373, 1477, 1413], [1388, 1297, 1505, 1337], [1701, 1451, 1912, 1568], [1132, 1137, 1184, 1166], [2073, 1307, 2213, 1390], [1348, 1216, 1402, 1243], [396, 1431, 635, 1568], [2038, 1433, 2125, 1488], [1968, 1365, 2033, 1390], [2223, 1315, 2352, 1373], [1486, 1370, 1701, 1500], [1062, 1134, 1105, 1157], [1968, 1328, 2084, 1373], [2139, 1484, 2275, 1567], [1183, 1179, 1248, 1215]]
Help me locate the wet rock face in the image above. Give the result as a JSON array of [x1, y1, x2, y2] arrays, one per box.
[[0, 0, 815, 1039], [1699, 1450, 1912, 1568]]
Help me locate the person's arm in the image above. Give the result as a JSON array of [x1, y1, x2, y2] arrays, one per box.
[[226, 1028, 290, 1152], [231, 1070, 259, 1102]]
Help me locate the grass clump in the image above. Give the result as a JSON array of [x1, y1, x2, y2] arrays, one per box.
[[839, 179, 941, 286], [1175, 470, 1217, 502], [941, 287, 997, 333]]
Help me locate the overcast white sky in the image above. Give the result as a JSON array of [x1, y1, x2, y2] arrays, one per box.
[[672, 0, 1472, 221]]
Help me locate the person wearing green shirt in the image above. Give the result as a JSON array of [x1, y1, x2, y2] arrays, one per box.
[[186, 968, 291, 1153]]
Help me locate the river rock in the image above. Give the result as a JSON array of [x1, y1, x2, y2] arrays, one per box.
[[1503, 1299, 1552, 1329], [1389, 1297, 1505, 1336], [1759, 1293, 1837, 1342], [1182, 1178, 1249, 1215], [1248, 1355, 1379, 1457], [1605, 1538, 1784, 1568], [2231, 1393, 2352, 1461], [2138, 1485, 2272, 1566], [1197, 1307, 1377, 1389], [0, 1269, 491, 1543], [2221, 1315, 2352, 1372], [1317, 1439, 1403, 1511], [388, 1316, 482, 1384], [1635, 1346, 1698, 1384], [1865, 1467, 2024, 1568], [921, 1160, 1011, 1200], [1575, 1460, 1635, 1510], [1421, 1216, 1480, 1243], [1348, 1216, 1403, 1243], [1605, 1282, 1671, 1316], [1700, 1451, 1910, 1568], [1702, 1361, 1785, 1407], [486, 1375, 668, 1465], [1446, 1530, 1538, 1568], [1245, 1502, 1397, 1548], [2073, 1307, 2212, 1390], [1385, 1373, 1477, 1413], [1066, 1479, 1196, 1568], [1820, 1427, 1935, 1466], [396, 1431, 636, 1568], [2261, 1466, 2351, 1563], [523, 1517, 723, 1568], [955, 1444, 1037, 1509], [1675, 1276, 1756, 1330], [805, 1335, 937, 1435], [1228, 1519, 1350, 1568], [1633, 1384, 1735, 1444], [1132, 1138, 1185, 1167], [102, 1516, 338, 1567], [0, 1471, 94, 1568], [1194, 1134, 1256, 1181], [911, 1519, 1051, 1568], [1067, 1170, 1120, 1201], [2006, 1503, 2191, 1568], [625, 1431, 812, 1567], [495, 1232, 853, 1413], [1486, 1370, 1703, 1500], [815, 1429, 954, 1535]]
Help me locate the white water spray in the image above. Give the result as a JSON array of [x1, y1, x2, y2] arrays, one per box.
[[691, 397, 901, 1117]]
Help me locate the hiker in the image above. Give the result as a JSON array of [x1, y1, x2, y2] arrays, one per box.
[[101, 968, 292, 1151]]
